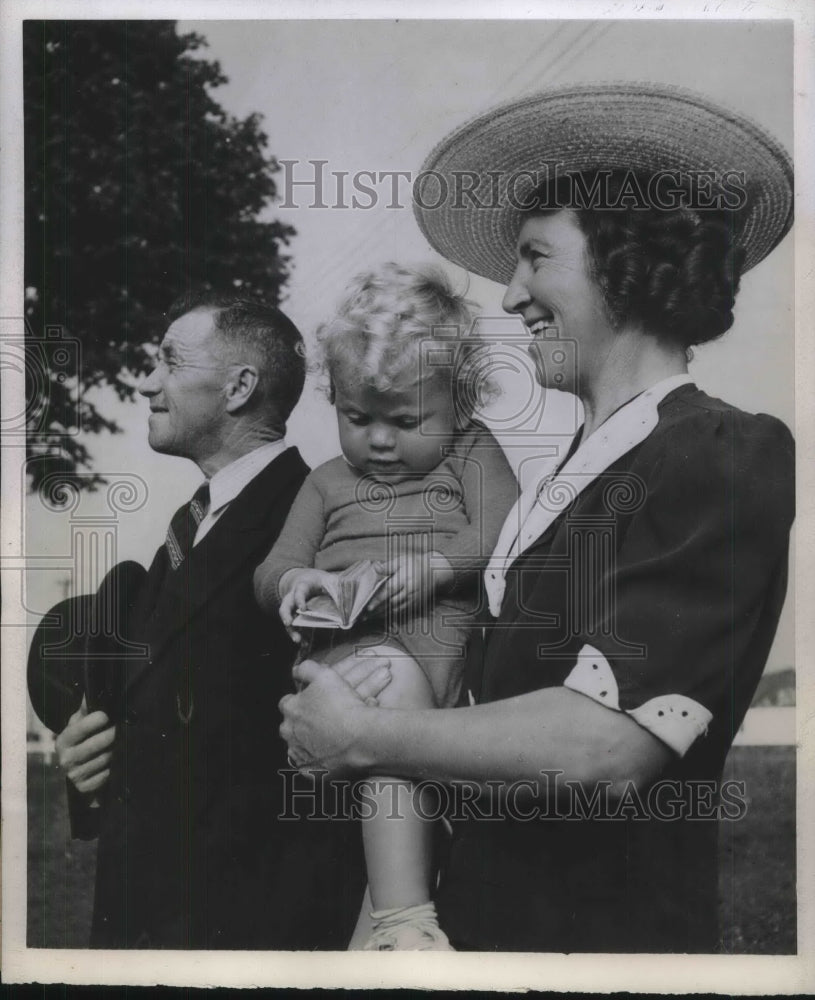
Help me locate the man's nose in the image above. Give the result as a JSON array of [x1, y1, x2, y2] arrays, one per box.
[[502, 264, 530, 314], [138, 366, 160, 397]]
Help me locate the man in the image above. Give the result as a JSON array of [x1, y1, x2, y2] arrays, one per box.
[[42, 294, 366, 949]]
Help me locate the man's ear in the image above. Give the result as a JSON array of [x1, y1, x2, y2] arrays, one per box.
[[224, 365, 260, 412]]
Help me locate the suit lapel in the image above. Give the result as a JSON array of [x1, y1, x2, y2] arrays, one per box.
[[126, 447, 307, 690]]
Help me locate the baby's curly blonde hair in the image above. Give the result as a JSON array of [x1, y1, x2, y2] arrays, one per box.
[[317, 262, 490, 419]]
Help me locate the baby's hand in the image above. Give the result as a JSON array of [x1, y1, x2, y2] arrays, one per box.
[[279, 568, 338, 641], [365, 551, 454, 621]]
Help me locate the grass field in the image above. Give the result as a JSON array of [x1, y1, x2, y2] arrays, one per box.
[[718, 746, 796, 953], [27, 745, 796, 952]]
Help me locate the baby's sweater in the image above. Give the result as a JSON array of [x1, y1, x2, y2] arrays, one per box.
[[255, 423, 518, 606]]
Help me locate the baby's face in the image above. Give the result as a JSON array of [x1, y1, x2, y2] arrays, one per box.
[[334, 376, 456, 481]]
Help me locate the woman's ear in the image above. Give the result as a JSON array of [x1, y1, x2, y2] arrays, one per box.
[[328, 375, 336, 405], [224, 364, 260, 412]]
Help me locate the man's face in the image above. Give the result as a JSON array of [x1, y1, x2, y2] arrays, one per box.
[[139, 308, 231, 464]]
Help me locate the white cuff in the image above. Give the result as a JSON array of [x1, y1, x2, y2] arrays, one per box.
[[627, 695, 712, 757], [563, 645, 621, 710], [563, 645, 712, 757]]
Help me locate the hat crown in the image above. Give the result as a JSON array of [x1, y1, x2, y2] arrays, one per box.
[[414, 81, 793, 283]]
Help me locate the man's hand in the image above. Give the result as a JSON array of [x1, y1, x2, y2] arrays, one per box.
[[364, 551, 454, 619], [280, 656, 389, 774], [55, 697, 116, 797], [278, 568, 340, 642]]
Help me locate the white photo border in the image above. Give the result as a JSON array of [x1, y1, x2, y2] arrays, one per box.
[[2, 0, 813, 991]]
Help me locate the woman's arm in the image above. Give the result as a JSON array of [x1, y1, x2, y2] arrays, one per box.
[[282, 409, 794, 794], [280, 658, 672, 791]]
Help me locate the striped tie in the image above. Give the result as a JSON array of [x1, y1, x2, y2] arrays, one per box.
[[165, 483, 210, 570]]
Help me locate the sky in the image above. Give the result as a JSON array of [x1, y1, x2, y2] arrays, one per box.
[[22, 18, 795, 669]]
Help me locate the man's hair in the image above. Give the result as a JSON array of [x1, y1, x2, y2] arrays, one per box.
[[166, 290, 306, 433], [534, 171, 746, 350]]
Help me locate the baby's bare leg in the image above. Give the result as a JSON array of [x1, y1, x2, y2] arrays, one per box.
[[333, 644, 445, 948], [352, 646, 437, 911]]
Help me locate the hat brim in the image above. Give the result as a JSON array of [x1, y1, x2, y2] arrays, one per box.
[[413, 83, 793, 284], [27, 595, 92, 734], [27, 560, 148, 732]]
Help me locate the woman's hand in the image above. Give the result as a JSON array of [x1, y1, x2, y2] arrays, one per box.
[[292, 650, 393, 704], [280, 656, 390, 775], [331, 652, 393, 706], [278, 568, 339, 642], [365, 551, 454, 620]]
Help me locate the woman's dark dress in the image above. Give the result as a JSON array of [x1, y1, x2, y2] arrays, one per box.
[[437, 384, 795, 952]]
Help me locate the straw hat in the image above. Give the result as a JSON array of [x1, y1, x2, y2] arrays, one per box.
[[413, 82, 793, 284]]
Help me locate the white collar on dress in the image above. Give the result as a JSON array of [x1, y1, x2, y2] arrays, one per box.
[[484, 375, 694, 617]]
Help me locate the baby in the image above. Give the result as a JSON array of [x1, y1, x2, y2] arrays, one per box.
[[255, 263, 517, 949]]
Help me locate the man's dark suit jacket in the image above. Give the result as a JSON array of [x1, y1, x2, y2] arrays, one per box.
[[68, 446, 365, 949]]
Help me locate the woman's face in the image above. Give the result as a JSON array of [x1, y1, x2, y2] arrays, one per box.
[[502, 210, 615, 395]]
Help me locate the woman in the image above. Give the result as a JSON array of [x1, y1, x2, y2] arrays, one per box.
[[279, 84, 795, 953]]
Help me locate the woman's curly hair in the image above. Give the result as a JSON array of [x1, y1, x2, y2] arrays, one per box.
[[316, 262, 492, 419], [542, 172, 746, 349]]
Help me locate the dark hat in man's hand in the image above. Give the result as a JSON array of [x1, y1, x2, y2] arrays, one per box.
[[28, 560, 147, 733]]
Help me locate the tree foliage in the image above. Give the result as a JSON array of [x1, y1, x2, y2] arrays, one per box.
[[24, 20, 295, 491]]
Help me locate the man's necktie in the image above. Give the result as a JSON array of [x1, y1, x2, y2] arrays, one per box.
[[165, 483, 210, 570]]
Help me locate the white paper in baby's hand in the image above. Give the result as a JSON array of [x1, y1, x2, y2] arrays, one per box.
[[291, 559, 388, 629]]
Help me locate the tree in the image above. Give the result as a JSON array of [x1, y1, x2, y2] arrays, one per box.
[[24, 20, 296, 491]]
